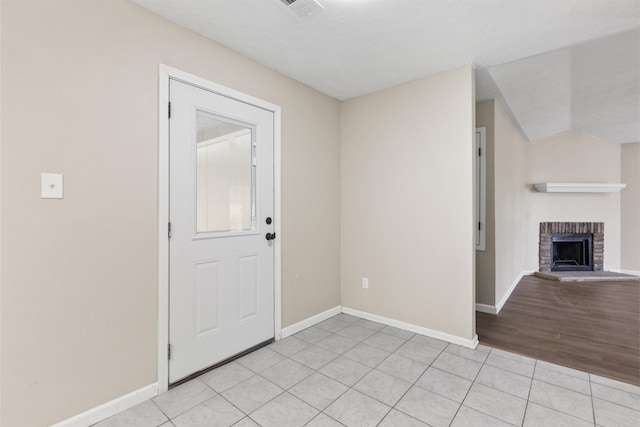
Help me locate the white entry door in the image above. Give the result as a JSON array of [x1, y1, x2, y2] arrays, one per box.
[[169, 79, 275, 383]]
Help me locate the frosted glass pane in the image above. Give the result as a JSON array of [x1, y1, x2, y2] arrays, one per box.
[[196, 111, 255, 233]]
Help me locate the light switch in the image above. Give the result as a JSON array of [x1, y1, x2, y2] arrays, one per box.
[[41, 173, 63, 199]]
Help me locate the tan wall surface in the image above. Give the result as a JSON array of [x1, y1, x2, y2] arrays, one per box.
[[341, 66, 476, 340], [621, 143, 640, 271], [493, 101, 528, 304], [0, 1, 341, 425], [525, 131, 621, 271], [0, 2, 3, 425], [475, 101, 496, 306]]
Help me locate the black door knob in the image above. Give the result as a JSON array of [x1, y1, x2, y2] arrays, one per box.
[[265, 232, 276, 241]]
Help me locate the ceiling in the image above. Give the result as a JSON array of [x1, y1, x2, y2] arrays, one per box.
[[131, 0, 640, 143], [476, 28, 639, 143]]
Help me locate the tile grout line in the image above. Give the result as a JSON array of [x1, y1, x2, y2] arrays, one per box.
[[150, 397, 172, 423], [525, 356, 602, 424], [304, 411, 347, 427], [588, 378, 640, 411], [316, 324, 397, 422], [446, 346, 522, 427], [589, 373, 597, 426], [155, 377, 219, 422], [311, 325, 387, 426], [299, 322, 391, 425], [520, 359, 538, 427], [197, 348, 308, 425], [530, 377, 604, 425], [590, 393, 640, 418], [321, 311, 375, 426], [378, 338, 449, 426], [444, 342, 472, 427], [239, 356, 321, 421], [447, 345, 488, 427], [532, 368, 593, 396], [207, 378, 268, 425]]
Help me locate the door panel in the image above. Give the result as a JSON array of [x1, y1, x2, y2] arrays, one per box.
[[194, 260, 220, 336], [238, 254, 259, 320], [169, 79, 275, 383]]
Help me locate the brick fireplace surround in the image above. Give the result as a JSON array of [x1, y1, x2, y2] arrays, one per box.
[[539, 222, 604, 272]]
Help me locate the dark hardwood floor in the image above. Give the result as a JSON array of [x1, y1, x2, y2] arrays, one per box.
[[476, 274, 640, 385]]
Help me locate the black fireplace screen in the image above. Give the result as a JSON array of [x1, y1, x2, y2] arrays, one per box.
[[551, 233, 593, 271]]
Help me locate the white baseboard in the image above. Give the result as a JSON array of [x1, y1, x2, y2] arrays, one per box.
[[495, 270, 533, 314], [475, 303, 497, 314], [475, 270, 533, 315], [281, 305, 342, 338], [51, 383, 158, 427], [614, 269, 640, 277], [342, 306, 478, 349]]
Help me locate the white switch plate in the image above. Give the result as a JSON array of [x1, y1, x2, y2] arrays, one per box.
[[362, 277, 369, 289], [41, 173, 63, 199]]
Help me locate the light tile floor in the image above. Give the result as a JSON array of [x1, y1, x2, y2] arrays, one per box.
[[94, 314, 640, 427]]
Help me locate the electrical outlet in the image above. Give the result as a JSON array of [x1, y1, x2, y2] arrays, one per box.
[[362, 277, 369, 289]]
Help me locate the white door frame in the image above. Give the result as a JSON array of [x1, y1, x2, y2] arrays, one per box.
[[157, 65, 282, 393]]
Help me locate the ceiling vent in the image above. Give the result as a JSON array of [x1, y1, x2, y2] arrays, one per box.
[[281, 0, 324, 19]]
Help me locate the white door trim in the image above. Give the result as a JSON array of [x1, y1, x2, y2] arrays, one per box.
[[157, 64, 282, 393]]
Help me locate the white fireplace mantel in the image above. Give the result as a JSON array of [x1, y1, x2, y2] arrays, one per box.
[[534, 183, 626, 193]]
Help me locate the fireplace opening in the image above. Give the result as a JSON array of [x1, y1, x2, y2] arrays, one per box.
[[551, 233, 593, 271], [539, 222, 603, 272]]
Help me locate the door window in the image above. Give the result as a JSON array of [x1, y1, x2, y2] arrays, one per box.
[[195, 111, 256, 234]]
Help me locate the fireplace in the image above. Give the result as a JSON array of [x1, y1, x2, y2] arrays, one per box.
[[551, 233, 593, 271], [539, 222, 604, 272]]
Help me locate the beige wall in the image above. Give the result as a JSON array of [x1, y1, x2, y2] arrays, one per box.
[[493, 101, 528, 304], [621, 143, 640, 271], [0, 1, 341, 425], [475, 100, 527, 308], [0, 2, 3, 425], [341, 66, 476, 340], [525, 131, 622, 271], [475, 101, 496, 305]]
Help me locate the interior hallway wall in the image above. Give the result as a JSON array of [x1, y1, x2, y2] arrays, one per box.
[[474, 100, 527, 309], [0, 2, 3, 425], [475, 101, 496, 306], [493, 101, 528, 304], [341, 66, 476, 341], [0, 1, 341, 425], [621, 142, 640, 272]]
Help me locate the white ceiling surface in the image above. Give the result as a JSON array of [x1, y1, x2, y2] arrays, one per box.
[[132, 0, 640, 143], [477, 29, 640, 143]]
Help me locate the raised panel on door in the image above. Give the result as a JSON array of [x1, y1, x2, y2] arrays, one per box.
[[194, 260, 221, 337], [238, 254, 259, 320]]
